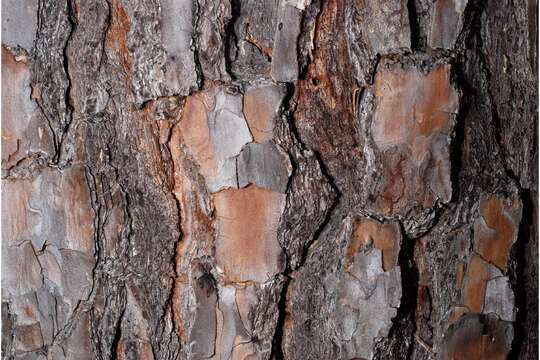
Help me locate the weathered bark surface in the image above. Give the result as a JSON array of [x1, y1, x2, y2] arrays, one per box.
[[1, 0, 537, 359]]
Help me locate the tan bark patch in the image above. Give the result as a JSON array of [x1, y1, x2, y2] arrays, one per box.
[[371, 61, 459, 216], [179, 91, 215, 170], [473, 194, 522, 270], [1, 46, 51, 167], [2, 166, 94, 254], [372, 63, 457, 149], [350, 218, 401, 271], [179, 88, 252, 193], [462, 254, 490, 313], [214, 185, 285, 283], [455, 259, 465, 289]]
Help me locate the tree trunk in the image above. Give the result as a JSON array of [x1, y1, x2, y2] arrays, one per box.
[[1, 0, 537, 359]]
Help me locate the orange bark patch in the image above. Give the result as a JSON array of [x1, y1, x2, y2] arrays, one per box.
[[370, 60, 459, 216], [473, 194, 522, 270], [179, 88, 252, 193], [105, 0, 132, 73], [213, 185, 285, 282], [350, 218, 401, 271], [462, 254, 490, 313], [179, 91, 218, 178], [372, 62, 458, 149]]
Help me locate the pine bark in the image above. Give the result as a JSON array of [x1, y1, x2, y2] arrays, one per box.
[[1, 0, 537, 359]]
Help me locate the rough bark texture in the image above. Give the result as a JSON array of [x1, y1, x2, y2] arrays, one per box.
[[1, 0, 538, 359]]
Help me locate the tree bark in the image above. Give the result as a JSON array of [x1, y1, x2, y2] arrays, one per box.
[[1, 0, 537, 359]]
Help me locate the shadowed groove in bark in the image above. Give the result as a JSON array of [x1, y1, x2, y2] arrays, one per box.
[[192, 0, 205, 88], [449, 0, 481, 202], [374, 223, 419, 359], [270, 80, 340, 359], [298, 0, 322, 79], [271, 274, 288, 360], [84, 166, 104, 304], [470, 2, 538, 355], [57, 0, 76, 165], [271, 167, 340, 359], [450, 55, 472, 203], [109, 301, 126, 359], [406, 0, 421, 51], [509, 189, 538, 359], [270, 57, 342, 357], [223, 0, 240, 80]]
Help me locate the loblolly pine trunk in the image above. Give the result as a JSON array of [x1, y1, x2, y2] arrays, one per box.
[[1, 0, 537, 359]]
